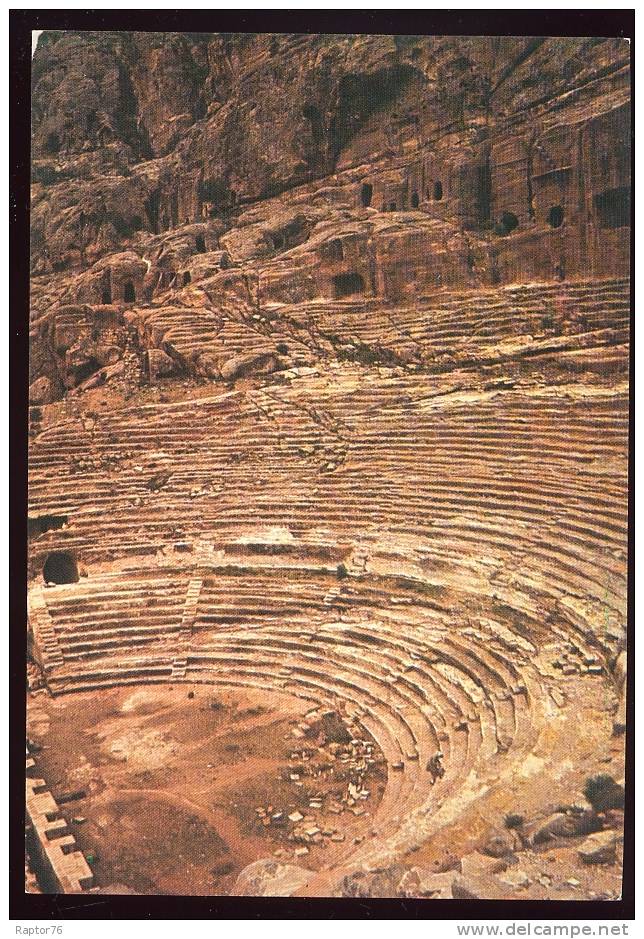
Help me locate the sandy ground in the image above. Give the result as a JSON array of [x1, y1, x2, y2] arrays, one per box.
[[27, 684, 386, 895]]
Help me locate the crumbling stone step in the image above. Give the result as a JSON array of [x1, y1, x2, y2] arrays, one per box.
[[178, 578, 203, 640], [25, 758, 93, 893], [171, 655, 188, 678], [29, 589, 65, 673]]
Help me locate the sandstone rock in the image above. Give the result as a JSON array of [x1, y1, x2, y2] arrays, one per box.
[[498, 868, 530, 889], [613, 685, 627, 735], [603, 809, 625, 830], [145, 349, 177, 382], [337, 866, 403, 898], [578, 831, 621, 865], [220, 351, 283, 382], [530, 810, 602, 845], [233, 858, 312, 896], [31, 32, 630, 288], [460, 851, 508, 878], [451, 873, 507, 900], [613, 650, 627, 686], [397, 868, 454, 899], [483, 833, 515, 858], [29, 376, 53, 406]]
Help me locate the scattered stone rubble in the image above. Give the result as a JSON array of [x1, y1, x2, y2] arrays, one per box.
[[249, 710, 384, 862]]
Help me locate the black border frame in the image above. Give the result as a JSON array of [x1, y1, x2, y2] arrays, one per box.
[[9, 8, 635, 922]]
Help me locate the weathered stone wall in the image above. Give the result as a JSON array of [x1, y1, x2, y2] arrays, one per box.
[[25, 756, 94, 893], [29, 32, 630, 398], [31, 32, 630, 274]]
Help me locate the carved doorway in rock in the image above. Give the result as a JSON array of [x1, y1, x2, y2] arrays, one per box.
[[333, 272, 365, 298], [43, 552, 79, 585]]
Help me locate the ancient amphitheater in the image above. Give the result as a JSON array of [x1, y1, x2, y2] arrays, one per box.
[[26, 32, 629, 900]]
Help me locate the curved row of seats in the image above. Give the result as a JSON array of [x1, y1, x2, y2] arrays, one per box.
[[28, 276, 629, 875], [269, 277, 630, 373], [35, 557, 557, 867], [29, 376, 627, 635]]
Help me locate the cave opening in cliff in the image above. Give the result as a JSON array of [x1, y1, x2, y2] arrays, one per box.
[[123, 281, 136, 302], [145, 190, 161, 234], [43, 552, 79, 586], [333, 272, 365, 298], [199, 178, 231, 215], [433, 181, 443, 201], [389, 201, 397, 212], [303, 104, 324, 146], [411, 191, 420, 208], [361, 183, 373, 207], [195, 234, 207, 253], [547, 205, 564, 228], [183, 271, 191, 286], [330, 65, 417, 164], [594, 187, 630, 229], [101, 287, 112, 304], [497, 212, 519, 236]]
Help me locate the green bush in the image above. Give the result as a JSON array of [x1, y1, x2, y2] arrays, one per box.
[[583, 774, 625, 812], [504, 812, 524, 829]]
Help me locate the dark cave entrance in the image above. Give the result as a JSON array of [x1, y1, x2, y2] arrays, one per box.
[[101, 287, 112, 304], [594, 187, 630, 229], [123, 281, 136, 302], [43, 552, 79, 585], [433, 181, 443, 201], [547, 205, 564, 229], [145, 190, 161, 234], [410, 191, 420, 209], [333, 272, 365, 298], [329, 65, 417, 165], [303, 104, 325, 146], [501, 211, 519, 233], [195, 234, 207, 253], [360, 183, 373, 207], [183, 271, 192, 286]]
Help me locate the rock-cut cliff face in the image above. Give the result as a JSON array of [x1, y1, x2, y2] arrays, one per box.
[[29, 31, 630, 403]]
